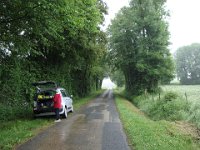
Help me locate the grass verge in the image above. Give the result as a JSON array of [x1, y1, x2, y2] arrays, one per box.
[[115, 96, 200, 150], [0, 119, 53, 150], [0, 90, 103, 150]]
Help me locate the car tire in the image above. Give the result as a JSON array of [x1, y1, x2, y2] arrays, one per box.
[[63, 107, 68, 118]]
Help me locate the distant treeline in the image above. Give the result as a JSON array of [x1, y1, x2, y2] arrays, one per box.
[[175, 43, 200, 85]]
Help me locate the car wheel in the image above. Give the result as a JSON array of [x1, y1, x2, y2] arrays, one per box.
[[63, 107, 68, 118]]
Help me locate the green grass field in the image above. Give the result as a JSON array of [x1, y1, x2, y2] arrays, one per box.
[[161, 85, 200, 127], [162, 85, 200, 103], [116, 96, 200, 150]]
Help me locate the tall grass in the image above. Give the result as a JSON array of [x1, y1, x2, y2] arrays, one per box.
[[132, 92, 189, 121], [0, 104, 32, 121], [162, 85, 200, 103], [162, 85, 200, 128], [116, 97, 200, 150], [128, 85, 200, 128]]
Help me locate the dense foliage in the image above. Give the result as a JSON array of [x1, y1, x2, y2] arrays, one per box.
[[108, 0, 174, 95], [0, 0, 107, 120], [139, 92, 189, 121], [175, 43, 200, 84]]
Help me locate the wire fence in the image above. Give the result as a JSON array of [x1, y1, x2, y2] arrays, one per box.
[[161, 85, 200, 104]]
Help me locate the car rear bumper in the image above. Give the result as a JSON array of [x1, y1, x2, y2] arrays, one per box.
[[34, 112, 56, 117], [33, 107, 64, 116]]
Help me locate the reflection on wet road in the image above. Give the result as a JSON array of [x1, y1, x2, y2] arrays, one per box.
[[16, 90, 130, 150]]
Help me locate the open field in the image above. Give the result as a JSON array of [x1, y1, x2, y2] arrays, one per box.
[[161, 85, 200, 103], [160, 85, 200, 127]]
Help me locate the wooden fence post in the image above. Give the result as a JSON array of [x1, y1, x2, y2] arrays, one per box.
[[159, 92, 161, 101], [185, 92, 188, 102], [185, 92, 190, 111]]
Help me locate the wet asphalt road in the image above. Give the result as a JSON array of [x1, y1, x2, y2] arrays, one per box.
[[16, 90, 130, 150]]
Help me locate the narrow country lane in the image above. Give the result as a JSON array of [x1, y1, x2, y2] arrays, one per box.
[[16, 90, 130, 150]]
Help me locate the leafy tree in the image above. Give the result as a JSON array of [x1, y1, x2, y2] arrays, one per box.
[[108, 0, 174, 95], [175, 43, 200, 84], [0, 0, 108, 121]]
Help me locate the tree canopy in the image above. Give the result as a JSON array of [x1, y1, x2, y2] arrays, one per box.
[[0, 0, 107, 109], [108, 0, 174, 95]]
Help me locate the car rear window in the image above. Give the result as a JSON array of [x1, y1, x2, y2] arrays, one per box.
[[37, 90, 55, 100]]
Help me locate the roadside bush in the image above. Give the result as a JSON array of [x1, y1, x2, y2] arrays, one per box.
[[134, 92, 190, 121], [187, 103, 200, 128], [0, 103, 32, 121], [163, 92, 178, 101]]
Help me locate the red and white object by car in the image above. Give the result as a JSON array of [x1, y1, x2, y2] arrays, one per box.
[[32, 81, 73, 118]]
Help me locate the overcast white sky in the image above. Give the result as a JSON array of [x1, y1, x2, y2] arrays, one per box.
[[103, 0, 200, 53]]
